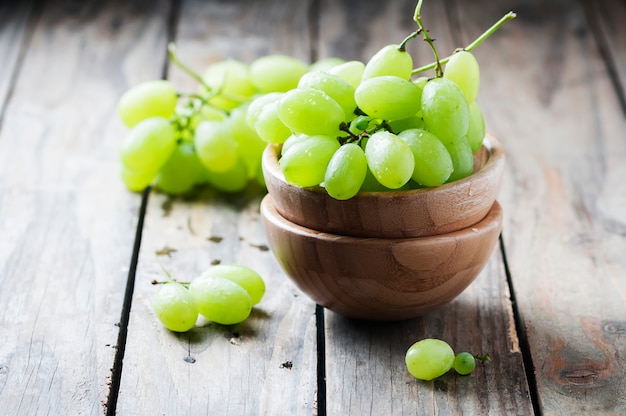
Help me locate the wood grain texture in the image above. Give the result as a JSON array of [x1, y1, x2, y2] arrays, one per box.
[[317, 0, 533, 414], [116, 0, 319, 414], [449, 0, 626, 413], [0, 0, 172, 414]]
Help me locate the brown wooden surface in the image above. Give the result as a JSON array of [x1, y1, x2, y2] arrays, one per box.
[[0, 0, 624, 415]]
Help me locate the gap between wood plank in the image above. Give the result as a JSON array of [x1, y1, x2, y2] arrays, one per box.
[[106, 2, 182, 413], [499, 233, 542, 416]]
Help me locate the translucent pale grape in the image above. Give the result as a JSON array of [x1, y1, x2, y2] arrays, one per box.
[[201, 264, 265, 305], [327, 60, 365, 89], [156, 142, 207, 195], [361, 44, 413, 80], [466, 102, 486, 153], [444, 51, 480, 103], [398, 129, 453, 186], [355, 76, 422, 121], [279, 135, 340, 187], [120, 116, 177, 174], [152, 283, 198, 332], [227, 105, 267, 178], [194, 120, 238, 172], [117, 80, 177, 128], [405, 339, 455, 381], [254, 100, 292, 144], [421, 78, 470, 144], [246, 92, 283, 128], [277, 87, 344, 135], [364, 131, 414, 189], [445, 137, 474, 182], [189, 276, 252, 325], [202, 59, 256, 110], [324, 143, 368, 200], [250, 54, 308, 93], [297, 71, 357, 120], [204, 156, 249, 193]]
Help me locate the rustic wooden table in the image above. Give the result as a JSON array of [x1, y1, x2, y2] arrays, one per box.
[[1, 0, 625, 415]]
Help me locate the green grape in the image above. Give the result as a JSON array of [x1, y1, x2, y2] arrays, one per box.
[[398, 129, 453, 187], [155, 142, 206, 195], [324, 143, 368, 200], [327, 60, 365, 89], [189, 276, 252, 325], [201, 264, 265, 305], [194, 120, 238, 173], [279, 135, 340, 187], [189, 105, 227, 133], [120, 116, 177, 174], [204, 156, 249, 193], [254, 100, 293, 144], [152, 282, 198, 332], [445, 137, 474, 182], [309, 57, 345, 72], [201, 59, 256, 110], [388, 116, 424, 134], [444, 51, 480, 104], [278, 87, 345, 136], [246, 92, 283, 128], [359, 166, 390, 192], [297, 71, 357, 120], [118, 80, 177, 128], [250, 54, 308, 93], [361, 44, 413, 81], [227, 105, 267, 178], [364, 131, 414, 189], [421, 78, 470, 144], [405, 339, 455, 381], [453, 352, 476, 376], [355, 76, 422, 121], [466, 102, 486, 153], [281, 134, 306, 156], [120, 166, 156, 192]]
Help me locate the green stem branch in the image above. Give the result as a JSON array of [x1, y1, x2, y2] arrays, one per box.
[[411, 11, 517, 76], [168, 43, 212, 90], [413, 0, 443, 77]]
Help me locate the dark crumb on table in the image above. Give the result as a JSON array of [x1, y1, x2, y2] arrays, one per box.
[[280, 361, 293, 370], [211, 259, 221, 265], [183, 356, 196, 364], [155, 246, 177, 256], [249, 243, 269, 252], [208, 236, 223, 243]]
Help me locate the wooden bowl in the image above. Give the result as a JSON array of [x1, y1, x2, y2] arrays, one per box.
[[261, 195, 503, 321], [262, 134, 505, 238]]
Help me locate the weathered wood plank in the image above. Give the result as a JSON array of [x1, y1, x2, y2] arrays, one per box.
[[0, 0, 172, 414], [0, 0, 34, 116], [317, 0, 533, 414], [116, 0, 319, 414], [452, 0, 626, 413]]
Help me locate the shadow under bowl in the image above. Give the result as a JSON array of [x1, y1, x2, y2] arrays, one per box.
[[261, 194, 503, 321]]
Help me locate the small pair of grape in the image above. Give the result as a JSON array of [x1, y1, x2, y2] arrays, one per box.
[[151, 264, 265, 332], [405, 338, 487, 381]]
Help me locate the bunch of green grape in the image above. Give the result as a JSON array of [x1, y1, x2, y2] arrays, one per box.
[[117, 49, 324, 195], [151, 264, 266, 332], [405, 338, 490, 380]]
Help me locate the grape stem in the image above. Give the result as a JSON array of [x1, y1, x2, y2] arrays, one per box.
[[168, 43, 212, 90], [473, 354, 491, 361], [411, 11, 517, 75], [398, 30, 421, 52], [413, 0, 443, 77]]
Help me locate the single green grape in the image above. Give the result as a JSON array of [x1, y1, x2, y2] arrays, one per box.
[[466, 102, 486, 153], [309, 57, 345, 72], [194, 120, 238, 173], [279, 135, 340, 187], [227, 105, 267, 178], [398, 129, 453, 187], [277, 87, 344, 136], [203, 156, 250, 193], [201, 264, 265, 306], [327, 60, 365, 89], [324, 143, 368, 200], [250, 54, 308, 93], [355, 76, 422, 121], [405, 339, 455, 381], [444, 50, 480, 104], [445, 137, 474, 182], [152, 282, 199, 333], [297, 71, 357, 121], [189, 276, 252, 325], [246, 92, 283, 128], [361, 44, 413, 80], [364, 131, 414, 189], [118, 80, 177, 128], [120, 165, 156, 192], [155, 142, 207, 195], [201, 59, 256, 110], [120, 116, 177, 174], [453, 352, 476, 376], [421, 78, 470, 144], [254, 100, 293, 144]]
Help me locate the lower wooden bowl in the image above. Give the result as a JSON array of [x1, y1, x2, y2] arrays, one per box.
[[261, 194, 503, 321]]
